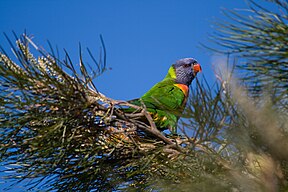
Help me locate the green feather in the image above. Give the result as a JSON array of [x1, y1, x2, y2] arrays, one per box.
[[128, 66, 187, 134]]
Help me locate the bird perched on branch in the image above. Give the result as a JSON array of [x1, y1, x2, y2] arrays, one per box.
[[127, 58, 201, 134]]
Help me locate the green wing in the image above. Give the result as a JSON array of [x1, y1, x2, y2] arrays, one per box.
[[141, 78, 186, 112], [126, 78, 187, 134], [139, 78, 186, 133]]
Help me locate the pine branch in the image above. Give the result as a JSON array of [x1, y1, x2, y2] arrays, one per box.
[[1, 28, 287, 191], [0, 33, 197, 191], [209, 0, 288, 100]]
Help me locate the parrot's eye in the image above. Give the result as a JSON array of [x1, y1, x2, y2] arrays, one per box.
[[183, 64, 190, 68], [192, 61, 198, 65]]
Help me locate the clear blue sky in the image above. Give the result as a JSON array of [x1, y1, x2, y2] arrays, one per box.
[[0, 0, 248, 190]]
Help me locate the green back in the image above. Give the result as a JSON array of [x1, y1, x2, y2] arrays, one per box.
[[129, 77, 186, 133], [141, 78, 185, 112]]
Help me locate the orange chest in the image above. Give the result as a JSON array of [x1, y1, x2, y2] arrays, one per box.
[[174, 84, 189, 97]]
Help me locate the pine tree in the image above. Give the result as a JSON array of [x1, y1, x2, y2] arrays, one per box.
[[0, 0, 288, 191]]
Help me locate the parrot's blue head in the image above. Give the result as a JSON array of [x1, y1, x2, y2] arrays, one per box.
[[172, 58, 201, 86]]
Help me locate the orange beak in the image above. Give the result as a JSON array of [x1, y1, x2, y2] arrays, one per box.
[[193, 63, 202, 73]]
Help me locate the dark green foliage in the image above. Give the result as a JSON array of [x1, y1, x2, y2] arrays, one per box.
[[1, 0, 288, 191], [1, 33, 225, 191], [0, 34, 237, 191], [211, 0, 288, 99]]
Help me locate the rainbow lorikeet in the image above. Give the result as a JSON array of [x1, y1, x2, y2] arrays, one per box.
[[127, 58, 201, 134]]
